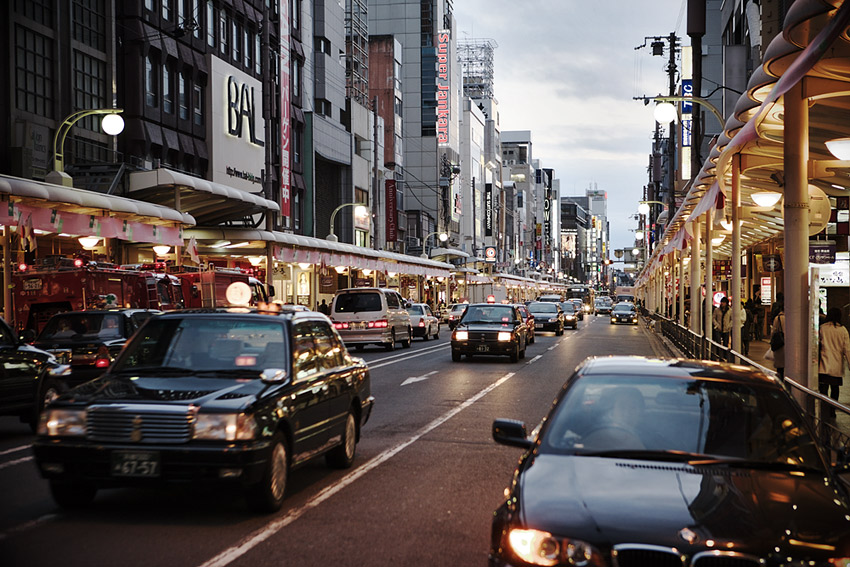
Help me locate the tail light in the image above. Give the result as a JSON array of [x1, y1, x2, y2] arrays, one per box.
[[418, 320, 425, 327], [95, 345, 111, 368], [368, 320, 388, 328], [333, 322, 350, 330]]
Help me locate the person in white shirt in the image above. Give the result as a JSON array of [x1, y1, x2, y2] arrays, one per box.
[[818, 307, 850, 418]]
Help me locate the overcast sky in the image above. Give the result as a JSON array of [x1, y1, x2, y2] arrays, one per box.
[[453, 0, 688, 260]]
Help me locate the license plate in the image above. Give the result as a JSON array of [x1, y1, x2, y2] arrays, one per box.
[[477, 344, 490, 352], [23, 278, 42, 291], [111, 450, 161, 477], [535, 323, 543, 329]]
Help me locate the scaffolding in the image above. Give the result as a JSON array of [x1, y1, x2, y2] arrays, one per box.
[[458, 38, 498, 100], [345, 0, 369, 106]]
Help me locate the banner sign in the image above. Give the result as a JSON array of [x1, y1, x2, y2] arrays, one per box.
[[484, 183, 493, 236], [436, 30, 451, 147], [385, 180, 397, 242], [279, 0, 291, 219]]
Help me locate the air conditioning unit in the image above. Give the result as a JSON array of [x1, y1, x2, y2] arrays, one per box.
[[405, 236, 421, 247]]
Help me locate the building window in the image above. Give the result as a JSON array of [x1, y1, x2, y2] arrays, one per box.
[[192, 0, 202, 39], [16, 0, 54, 27], [291, 58, 301, 100], [14, 25, 53, 118], [315, 98, 331, 117], [176, 0, 185, 25], [145, 54, 158, 107], [219, 11, 227, 56], [178, 72, 188, 120], [255, 34, 262, 74], [193, 84, 203, 126], [292, 0, 300, 31], [73, 50, 107, 130], [293, 125, 302, 165], [162, 0, 172, 21], [73, 0, 106, 52], [162, 64, 173, 113], [232, 20, 240, 63], [315, 36, 331, 54], [244, 27, 252, 69], [206, 0, 215, 47]]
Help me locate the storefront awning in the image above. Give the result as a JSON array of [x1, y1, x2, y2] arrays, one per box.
[[129, 168, 279, 226], [429, 247, 470, 259]]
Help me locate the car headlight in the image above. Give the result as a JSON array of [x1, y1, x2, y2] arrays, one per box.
[[498, 331, 512, 341], [454, 330, 468, 341], [194, 413, 257, 441], [508, 528, 603, 566], [549, 318, 559, 323], [38, 408, 86, 437]]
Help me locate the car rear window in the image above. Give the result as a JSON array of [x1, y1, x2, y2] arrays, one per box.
[[334, 292, 382, 312], [529, 303, 558, 314], [408, 305, 424, 315]]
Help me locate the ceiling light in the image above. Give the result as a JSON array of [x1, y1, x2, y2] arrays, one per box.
[[152, 245, 171, 257], [825, 137, 850, 160], [751, 191, 782, 207], [298, 262, 313, 270], [711, 234, 726, 246], [248, 256, 264, 266], [78, 236, 101, 249], [334, 266, 347, 274], [223, 241, 251, 249]]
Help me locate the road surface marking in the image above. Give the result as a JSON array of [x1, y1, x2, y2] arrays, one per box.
[[526, 355, 543, 364], [0, 456, 32, 471], [0, 514, 59, 542], [197, 372, 517, 567], [401, 370, 439, 386], [368, 344, 450, 370], [0, 445, 30, 456]]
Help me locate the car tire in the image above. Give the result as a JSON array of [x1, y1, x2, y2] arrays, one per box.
[[50, 480, 97, 509], [402, 327, 412, 348], [529, 332, 535, 344], [510, 344, 519, 363], [434, 324, 440, 340], [326, 410, 357, 469], [422, 325, 429, 341], [246, 433, 288, 513], [451, 349, 461, 362], [385, 331, 396, 351], [519, 340, 526, 359], [556, 326, 564, 336]]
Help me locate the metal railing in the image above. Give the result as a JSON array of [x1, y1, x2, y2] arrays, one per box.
[[644, 311, 850, 465]]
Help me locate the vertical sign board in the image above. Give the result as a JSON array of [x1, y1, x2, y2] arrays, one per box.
[[484, 183, 493, 237], [436, 30, 451, 147], [279, 0, 291, 219], [680, 78, 692, 181], [385, 180, 397, 243]]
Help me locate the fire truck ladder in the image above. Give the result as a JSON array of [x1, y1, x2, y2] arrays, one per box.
[[146, 278, 160, 308]]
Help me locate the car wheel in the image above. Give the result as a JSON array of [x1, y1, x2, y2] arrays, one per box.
[[422, 324, 430, 341], [402, 327, 412, 348], [510, 344, 519, 363], [50, 480, 97, 509], [529, 331, 534, 344], [451, 349, 461, 362], [246, 433, 288, 513], [326, 410, 357, 469], [434, 324, 440, 340], [556, 325, 564, 336], [519, 340, 526, 359], [385, 331, 396, 351]]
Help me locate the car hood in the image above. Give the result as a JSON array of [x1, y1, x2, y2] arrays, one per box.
[[35, 338, 126, 349], [458, 323, 518, 332], [517, 454, 850, 556], [59, 373, 274, 411]]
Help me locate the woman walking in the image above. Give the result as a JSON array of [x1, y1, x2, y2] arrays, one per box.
[[818, 307, 850, 419], [770, 302, 786, 379]]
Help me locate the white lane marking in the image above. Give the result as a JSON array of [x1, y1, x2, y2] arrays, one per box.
[[0, 445, 30, 456], [0, 456, 33, 471], [368, 344, 450, 370], [400, 370, 438, 386], [362, 342, 447, 364], [197, 372, 517, 567], [0, 514, 59, 542], [526, 355, 543, 364]]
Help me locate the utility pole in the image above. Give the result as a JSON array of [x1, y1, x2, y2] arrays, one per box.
[[689, 0, 706, 174], [666, 32, 678, 227]]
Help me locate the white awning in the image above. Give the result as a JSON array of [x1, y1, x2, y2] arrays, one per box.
[[429, 247, 470, 258]]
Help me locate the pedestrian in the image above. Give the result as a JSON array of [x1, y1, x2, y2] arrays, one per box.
[[713, 296, 733, 347], [770, 301, 786, 379], [742, 299, 755, 356], [818, 307, 850, 419], [318, 299, 330, 316]]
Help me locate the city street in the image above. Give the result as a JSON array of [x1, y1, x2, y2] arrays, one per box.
[[0, 315, 664, 567]]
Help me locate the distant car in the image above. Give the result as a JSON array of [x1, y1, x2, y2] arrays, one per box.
[[514, 304, 535, 344], [447, 303, 469, 330], [407, 303, 440, 340], [33, 309, 159, 382], [330, 287, 412, 351], [32, 308, 374, 513], [536, 295, 562, 303], [568, 298, 585, 320], [526, 302, 564, 335], [610, 302, 638, 325], [451, 303, 528, 363], [490, 356, 849, 567], [558, 302, 579, 329], [594, 299, 612, 315], [0, 316, 71, 429]]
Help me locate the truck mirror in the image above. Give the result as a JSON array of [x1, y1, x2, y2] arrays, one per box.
[[191, 285, 200, 298], [267, 284, 276, 297]]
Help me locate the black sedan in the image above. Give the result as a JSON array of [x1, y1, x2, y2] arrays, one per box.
[[451, 303, 528, 362], [610, 303, 638, 325], [490, 356, 850, 567], [32, 309, 159, 382], [32, 307, 374, 513], [558, 302, 579, 329], [527, 302, 564, 335]]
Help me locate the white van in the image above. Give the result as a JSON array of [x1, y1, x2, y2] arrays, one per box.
[[330, 288, 413, 351]]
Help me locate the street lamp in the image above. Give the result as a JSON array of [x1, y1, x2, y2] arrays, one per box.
[[637, 200, 666, 216], [421, 231, 448, 258], [327, 202, 369, 242], [652, 96, 724, 127], [46, 108, 124, 187]]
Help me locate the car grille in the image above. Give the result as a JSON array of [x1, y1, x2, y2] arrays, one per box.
[[467, 331, 499, 341], [613, 546, 685, 567], [87, 404, 195, 444], [692, 554, 763, 567]]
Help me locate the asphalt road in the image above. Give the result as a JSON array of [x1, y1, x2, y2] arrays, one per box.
[[0, 313, 664, 567]]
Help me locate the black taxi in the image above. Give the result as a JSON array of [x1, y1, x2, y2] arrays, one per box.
[[32, 306, 374, 513], [450, 303, 528, 363]]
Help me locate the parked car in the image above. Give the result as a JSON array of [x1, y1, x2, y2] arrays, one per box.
[[32, 309, 159, 382], [32, 308, 374, 513], [0, 316, 71, 429], [610, 302, 639, 325], [526, 301, 564, 335], [451, 303, 528, 363], [514, 304, 535, 344], [407, 303, 440, 340], [446, 303, 469, 330], [330, 287, 412, 351], [558, 302, 579, 329], [490, 356, 850, 567]]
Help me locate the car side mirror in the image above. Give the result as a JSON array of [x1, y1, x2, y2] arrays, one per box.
[[267, 285, 276, 297], [260, 368, 288, 383], [19, 329, 36, 343], [492, 418, 533, 449]]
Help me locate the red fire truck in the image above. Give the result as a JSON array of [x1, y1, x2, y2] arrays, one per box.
[[12, 256, 184, 333], [174, 267, 271, 308]]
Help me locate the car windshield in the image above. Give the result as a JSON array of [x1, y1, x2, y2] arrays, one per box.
[[541, 375, 824, 470], [39, 314, 121, 340], [461, 305, 515, 323], [334, 292, 382, 312], [529, 303, 558, 314], [451, 305, 467, 313], [407, 305, 425, 315], [113, 317, 288, 374], [560, 303, 575, 313], [613, 304, 634, 313]]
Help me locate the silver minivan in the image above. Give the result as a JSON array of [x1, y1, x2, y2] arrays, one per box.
[[330, 288, 413, 351]]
